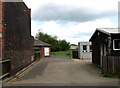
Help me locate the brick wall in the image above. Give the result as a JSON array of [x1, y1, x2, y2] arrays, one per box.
[[40, 47, 44, 58], [2, 2, 34, 75], [0, 1, 2, 60], [0, 1, 2, 23], [0, 34, 1, 60]]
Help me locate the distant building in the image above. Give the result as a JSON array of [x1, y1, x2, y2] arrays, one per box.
[[78, 42, 92, 60], [70, 44, 78, 50], [89, 28, 120, 67], [70, 44, 78, 58], [34, 39, 52, 59], [0, 1, 34, 78]]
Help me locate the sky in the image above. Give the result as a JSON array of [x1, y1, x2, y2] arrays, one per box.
[[23, 0, 119, 44]]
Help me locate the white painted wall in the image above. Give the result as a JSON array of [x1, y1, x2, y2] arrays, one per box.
[[70, 45, 78, 50], [44, 47, 50, 56], [78, 42, 92, 60]]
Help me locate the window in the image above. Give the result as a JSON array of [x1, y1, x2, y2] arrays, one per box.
[[89, 45, 92, 52], [113, 39, 120, 50], [83, 45, 87, 52]]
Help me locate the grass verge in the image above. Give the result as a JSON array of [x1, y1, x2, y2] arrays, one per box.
[[102, 72, 120, 78], [51, 50, 71, 56]]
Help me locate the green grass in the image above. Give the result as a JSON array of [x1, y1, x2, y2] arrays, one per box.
[[102, 72, 120, 78], [51, 50, 71, 56]]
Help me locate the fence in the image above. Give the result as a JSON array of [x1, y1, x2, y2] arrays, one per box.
[[72, 50, 78, 59], [102, 56, 120, 76], [0, 59, 10, 79]]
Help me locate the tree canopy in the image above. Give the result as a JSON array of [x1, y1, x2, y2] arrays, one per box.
[[35, 31, 70, 52]]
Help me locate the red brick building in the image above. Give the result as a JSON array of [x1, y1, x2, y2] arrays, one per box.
[[0, 1, 34, 78], [34, 39, 52, 60]]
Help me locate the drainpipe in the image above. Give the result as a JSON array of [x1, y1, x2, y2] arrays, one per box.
[[107, 34, 111, 56]]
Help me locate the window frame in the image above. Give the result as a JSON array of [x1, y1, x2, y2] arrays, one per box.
[[89, 45, 92, 52], [113, 39, 120, 50], [82, 45, 87, 52]]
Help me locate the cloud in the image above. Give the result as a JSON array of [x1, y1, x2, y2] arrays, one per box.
[[23, 0, 118, 44], [31, 18, 117, 44], [32, 3, 117, 22]]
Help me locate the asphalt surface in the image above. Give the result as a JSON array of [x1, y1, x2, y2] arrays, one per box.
[[3, 56, 119, 87]]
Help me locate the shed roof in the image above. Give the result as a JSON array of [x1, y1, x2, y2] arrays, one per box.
[[98, 28, 118, 34], [34, 39, 52, 47], [89, 28, 120, 41]]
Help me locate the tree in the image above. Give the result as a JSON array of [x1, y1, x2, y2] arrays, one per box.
[[59, 40, 70, 51], [35, 31, 70, 52]]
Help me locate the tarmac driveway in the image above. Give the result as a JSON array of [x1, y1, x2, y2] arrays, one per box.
[[3, 56, 119, 86]]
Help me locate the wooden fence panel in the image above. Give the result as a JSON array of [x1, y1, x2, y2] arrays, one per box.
[[102, 56, 120, 75]]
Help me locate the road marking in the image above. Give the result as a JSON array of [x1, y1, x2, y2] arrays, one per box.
[[3, 60, 41, 84]]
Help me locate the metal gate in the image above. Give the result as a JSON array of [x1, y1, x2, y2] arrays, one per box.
[[0, 59, 10, 79], [72, 50, 78, 58]]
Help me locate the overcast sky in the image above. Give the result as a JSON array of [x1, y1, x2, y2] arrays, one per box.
[[23, 0, 119, 44]]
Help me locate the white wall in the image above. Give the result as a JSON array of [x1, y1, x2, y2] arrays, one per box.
[[78, 42, 92, 60], [44, 47, 50, 56], [70, 45, 78, 50]]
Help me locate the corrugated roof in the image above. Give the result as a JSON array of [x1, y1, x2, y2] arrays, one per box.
[[98, 28, 119, 34], [34, 39, 52, 47]]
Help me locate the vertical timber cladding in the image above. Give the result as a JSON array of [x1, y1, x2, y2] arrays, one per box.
[[3, 2, 33, 75], [91, 31, 109, 66]]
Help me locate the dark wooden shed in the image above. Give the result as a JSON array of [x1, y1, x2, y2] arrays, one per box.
[[89, 28, 120, 67]]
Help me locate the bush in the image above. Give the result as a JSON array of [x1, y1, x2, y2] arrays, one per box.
[[102, 72, 120, 78]]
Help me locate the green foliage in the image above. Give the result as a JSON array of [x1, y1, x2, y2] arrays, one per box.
[[102, 72, 120, 78], [35, 30, 70, 52], [59, 40, 70, 51]]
